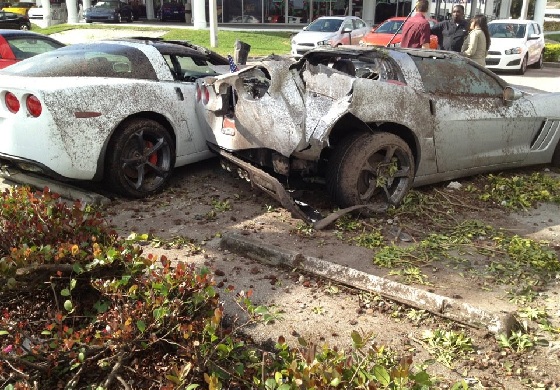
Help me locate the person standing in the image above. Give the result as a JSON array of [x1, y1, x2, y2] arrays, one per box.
[[401, 0, 431, 49], [461, 14, 491, 67], [430, 5, 469, 52]]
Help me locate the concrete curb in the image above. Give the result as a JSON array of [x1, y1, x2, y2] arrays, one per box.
[[544, 61, 560, 68], [0, 168, 111, 206], [221, 232, 519, 335]]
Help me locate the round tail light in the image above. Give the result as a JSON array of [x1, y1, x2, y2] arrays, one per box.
[[202, 85, 209, 105], [5, 92, 20, 114], [26, 95, 42, 117]]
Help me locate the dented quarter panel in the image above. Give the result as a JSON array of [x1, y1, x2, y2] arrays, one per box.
[[213, 60, 305, 156]]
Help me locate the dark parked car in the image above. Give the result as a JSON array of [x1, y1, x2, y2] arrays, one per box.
[[83, 0, 133, 23], [0, 29, 64, 68], [157, 1, 185, 21], [0, 10, 29, 29]]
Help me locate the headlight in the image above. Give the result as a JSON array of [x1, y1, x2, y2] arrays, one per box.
[[359, 40, 364, 45], [505, 47, 522, 55], [291, 39, 296, 45], [317, 40, 330, 46]]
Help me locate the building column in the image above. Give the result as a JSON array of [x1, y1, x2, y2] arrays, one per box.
[[146, 0, 155, 19], [498, 0, 511, 19], [66, 0, 79, 23], [533, 0, 546, 26], [362, 0, 375, 26], [40, 0, 51, 25], [193, 0, 207, 28]]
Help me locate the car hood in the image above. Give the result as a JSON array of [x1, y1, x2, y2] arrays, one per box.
[[362, 32, 400, 45], [27, 7, 44, 16], [293, 30, 336, 44], [489, 38, 528, 50]]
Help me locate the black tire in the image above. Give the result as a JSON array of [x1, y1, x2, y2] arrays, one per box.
[[516, 55, 527, 75], [127, 12, 133, 22], [86, 19, 92, 23], [116, 13, 122, 23], [105, 119, 175, 198], [531, 51, 544, 69], [326, 132, 415, 209]]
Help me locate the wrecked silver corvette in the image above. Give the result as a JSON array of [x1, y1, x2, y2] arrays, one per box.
[[196, 46, 560, 225]]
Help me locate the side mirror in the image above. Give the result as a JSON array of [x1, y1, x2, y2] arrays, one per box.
[[503, 86, 523, 103], [527, 34, 539, 40], [342, 27, 352, 33]]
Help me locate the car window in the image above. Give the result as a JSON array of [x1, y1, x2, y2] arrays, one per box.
[[307, 18, 343, 32], [343, 19, 354, 30], [376, 20, 403, 33], [163, 53, 220, 81], [527, 23, 535, 36], [354, 19, 366, 29], [5, 37, 64, 60], [411, 56, 503, 97], [2, 43, 157, 80]]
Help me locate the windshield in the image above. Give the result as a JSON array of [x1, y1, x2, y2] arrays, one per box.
[[488, 23, 526, 38], [306, 18, 343, 33], [2, 43, 157, 80], [375, 20, 404, 34]]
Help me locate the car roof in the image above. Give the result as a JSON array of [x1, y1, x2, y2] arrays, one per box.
[[316, 16, 360, 20], [0, 30, 54, 39], [489, 19, 536, 25]]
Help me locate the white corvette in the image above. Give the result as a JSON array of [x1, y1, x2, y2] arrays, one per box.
[[0, 39, 230, 197]]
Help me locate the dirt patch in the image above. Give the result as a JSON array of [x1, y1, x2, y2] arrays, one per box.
[[101, 158, 560, 388]]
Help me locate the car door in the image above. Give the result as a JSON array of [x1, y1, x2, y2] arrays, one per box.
[[527, 22, 543, 64], [350, 18, 367, 44], [412, 56, 540, 172]]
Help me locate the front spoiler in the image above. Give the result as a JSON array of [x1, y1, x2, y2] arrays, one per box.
[[208, 143, 382, 229]]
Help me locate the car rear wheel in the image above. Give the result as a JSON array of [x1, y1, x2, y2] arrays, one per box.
[[326, 132, 415, 209], [516, 55, 528, 75], [116, 13, 122, 23], [20, 23, 29, 30], [86, 18, 92, 23], [127, 12, 133, 22], [105, 119, 176, 198]]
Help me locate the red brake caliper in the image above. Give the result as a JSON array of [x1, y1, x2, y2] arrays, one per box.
[[145, 141, 158, 165]]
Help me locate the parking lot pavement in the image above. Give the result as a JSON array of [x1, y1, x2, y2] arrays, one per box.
[[500, 66, 560, 93]]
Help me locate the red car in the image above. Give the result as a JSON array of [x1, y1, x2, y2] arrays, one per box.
[[360, 16, 438, 49], [0, 30, 64, 69]]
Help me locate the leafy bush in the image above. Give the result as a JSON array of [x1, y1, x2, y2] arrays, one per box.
[[544, 43, 560, 62], [0, 187, 438, 389]]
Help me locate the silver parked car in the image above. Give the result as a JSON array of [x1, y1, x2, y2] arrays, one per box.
[[291, 16, 369, 58], [195, 47, 560, 224]]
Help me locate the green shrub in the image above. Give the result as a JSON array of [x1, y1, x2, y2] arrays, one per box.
[[0, 187, 439, 389], [544, 43, 560, 62]]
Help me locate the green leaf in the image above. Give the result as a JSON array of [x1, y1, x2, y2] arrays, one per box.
[[351, 330, 363, 348], [186, 385, 200, 390], [41, 330, 52, 335], [73, 263, 85, 274], [265, 378, 277, 389], [373, 365, 390, 386], [0, 330, 9, 336], [136, 320, 146, 333], [64, 300, 73, 312], [60, 288, 71, 297]]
